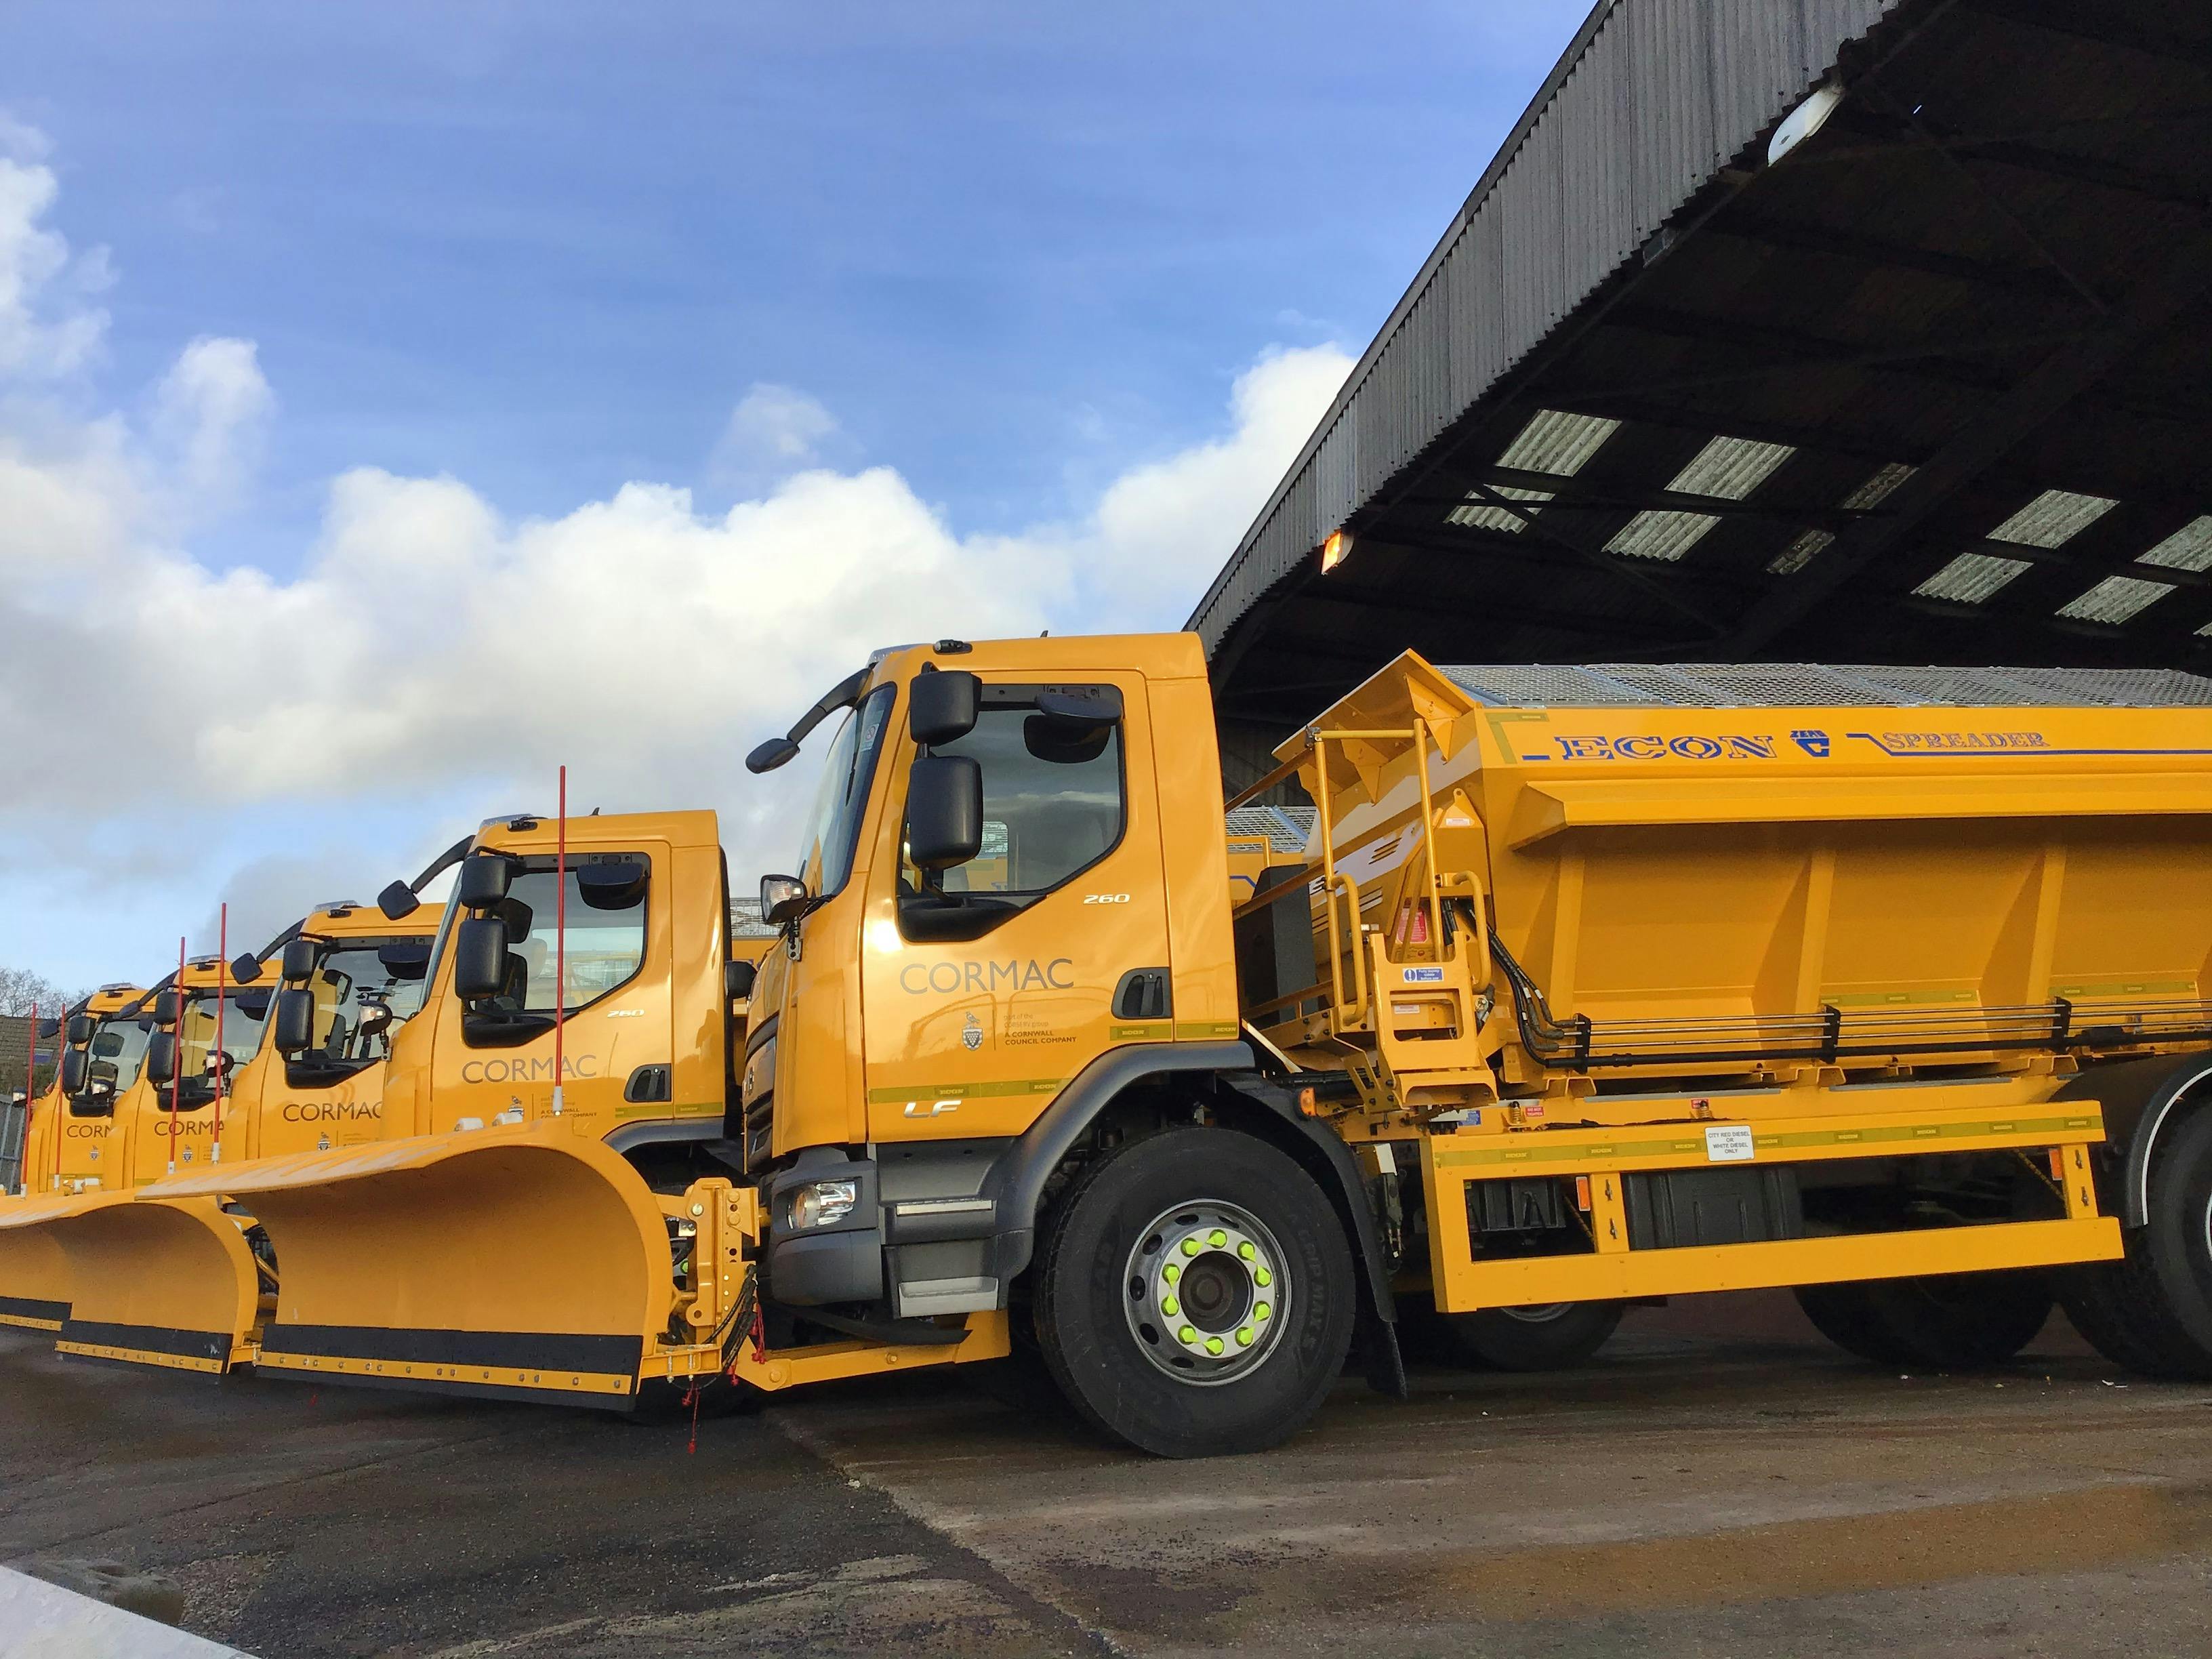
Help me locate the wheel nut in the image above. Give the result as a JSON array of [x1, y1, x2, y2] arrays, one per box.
[[1161, 1295, 1180, 1317], [1254, 1268, 1273, 1288], [1255, 1302, 1271, 1321], [1237, 1242, 1254, 1261], [1179, 1325, 1198, 1345], [1204, 1336, 1225, 1355], [1164, 1263, 1180, 1284], [1181, 1238, 1200, 1257], [1237, 1326, 1254, 1346], [1207, 1229, 1227, 1248]]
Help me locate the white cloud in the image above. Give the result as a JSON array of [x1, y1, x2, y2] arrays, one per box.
[[709, 382, 843, 486], [0, 150, 107, 380], [0, 114, 1352, 929], [149, 335, 274, 516]]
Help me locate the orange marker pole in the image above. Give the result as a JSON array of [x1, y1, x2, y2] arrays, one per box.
[[552, 764, 567, 1117], [211, 903, 226, 1163], [168, 936, 184, 1174]]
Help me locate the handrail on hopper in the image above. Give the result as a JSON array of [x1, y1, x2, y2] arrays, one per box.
[[1266, 720, 1453, 1034]]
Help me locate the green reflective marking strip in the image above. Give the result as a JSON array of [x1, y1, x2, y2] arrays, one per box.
[[614, 1099, 722, 1122], [865, 1077, 1068, 1105], [1110, 1023, 1166, 1041]]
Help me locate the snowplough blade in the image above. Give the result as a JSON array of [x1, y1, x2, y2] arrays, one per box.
[[156, 1125, 680, 1408], [0, 1195, 87, 1332], [47, 1195, 262, 1374]]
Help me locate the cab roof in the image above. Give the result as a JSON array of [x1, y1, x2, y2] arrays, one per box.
[[478, 808, 721, 855]]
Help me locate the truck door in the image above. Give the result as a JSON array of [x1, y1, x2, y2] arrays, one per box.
[[860, 672, 1170, 1143], [429, 844, 674, 1139]]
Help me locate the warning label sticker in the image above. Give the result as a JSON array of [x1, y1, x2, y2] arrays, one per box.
[[1704, 1124, 1755, 1163]]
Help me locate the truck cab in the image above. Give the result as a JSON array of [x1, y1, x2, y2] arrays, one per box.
[[16, 985, 150, 1197]]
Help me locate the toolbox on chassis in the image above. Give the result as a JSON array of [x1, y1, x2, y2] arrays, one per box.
[[102, 637, 2212, 1458]]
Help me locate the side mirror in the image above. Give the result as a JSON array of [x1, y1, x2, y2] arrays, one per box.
[[60, 1050, 88, 1094], [65, 1014, 94, 1047], [909, 670, 981, 747], [377, 941, 432, 981], [377, 879, 420, 921], [455, 855, 513, 910], [230, 954, 264, 985], [272, 988, 316, 1056], [724, 959, 758, 1001], [453, 916, 512, 1002], [35, 1017, 60, 1041], [281, 938, 319, 985], [575, 858, 648, 910], [745, 736, 800, 775], [907, 755, 984, 872], [146, 1033, 178, 1088], [152, 990, 182, 1030], [759, 874, 813, 928]]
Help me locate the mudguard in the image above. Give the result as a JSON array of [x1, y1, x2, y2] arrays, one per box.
[[157, 1124, 677, 1407], [50, 1196, 261, 1374], [0, 1195, 89, 1332]]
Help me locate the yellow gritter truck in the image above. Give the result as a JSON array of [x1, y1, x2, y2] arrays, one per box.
[[63, 636, 2212, 1457]]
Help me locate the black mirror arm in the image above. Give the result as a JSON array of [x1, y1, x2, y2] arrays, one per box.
[[413, 834, 475, 895], [749, 665, 872, 774]]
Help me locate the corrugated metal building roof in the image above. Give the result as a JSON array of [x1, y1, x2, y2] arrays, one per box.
[[1192, 0, 2212, 777]]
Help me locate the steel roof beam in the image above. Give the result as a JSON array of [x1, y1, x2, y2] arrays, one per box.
[[1716, 231, 2212, 656]]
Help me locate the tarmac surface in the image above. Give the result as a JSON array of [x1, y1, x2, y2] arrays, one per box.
[[3, 1295, 2209, 1658]]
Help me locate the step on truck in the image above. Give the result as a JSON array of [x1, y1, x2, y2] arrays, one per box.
[[108, 635, 2212, 1456]]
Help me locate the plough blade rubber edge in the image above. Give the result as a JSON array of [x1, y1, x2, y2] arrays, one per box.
[[52, 1196, 260, 1374], [224, 1126, 677, 1408]]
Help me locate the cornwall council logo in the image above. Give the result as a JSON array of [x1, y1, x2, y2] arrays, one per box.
[[962, 1013, 984, 1052]]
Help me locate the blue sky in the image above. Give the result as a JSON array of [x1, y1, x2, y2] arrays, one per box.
[[1, 1, 1584, 990]]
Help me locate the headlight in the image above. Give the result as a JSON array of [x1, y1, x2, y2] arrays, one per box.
[[790, 1179, 859, 1230]]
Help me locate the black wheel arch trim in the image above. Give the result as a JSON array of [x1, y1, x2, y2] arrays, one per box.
[[2059, 1053, 2212, 1227], [983, 1040, 1397, 1325], [606, 1120, 720, 1157]]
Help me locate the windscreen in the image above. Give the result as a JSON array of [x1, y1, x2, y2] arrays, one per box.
[[178, 987, 273, 1082], [81, 1017, 151, 1099], [792, 684, 895, 901]]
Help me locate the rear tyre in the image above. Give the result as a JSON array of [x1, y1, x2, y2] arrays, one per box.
[[1440, 1302, 1624, 1372], [2057, 1109, 2212, 1381], [1033, 1126, 1355, 1458], [1797, 1271, 2053, 1370]]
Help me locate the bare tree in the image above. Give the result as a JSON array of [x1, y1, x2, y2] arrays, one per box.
[[0, 966, 82, 1017]]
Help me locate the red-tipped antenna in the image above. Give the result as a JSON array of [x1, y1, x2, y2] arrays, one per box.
[[211, 903, 227, 1163], [168, 935, 184, 1174], [22, 999, 35, 1195], [552, 764, 567, 1117]]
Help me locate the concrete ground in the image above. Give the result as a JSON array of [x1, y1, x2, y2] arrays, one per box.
[[3, 1296, 2209, 1658]]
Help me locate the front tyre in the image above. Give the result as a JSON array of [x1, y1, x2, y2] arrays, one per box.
[[1033, 1126, 1355, 1458]]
